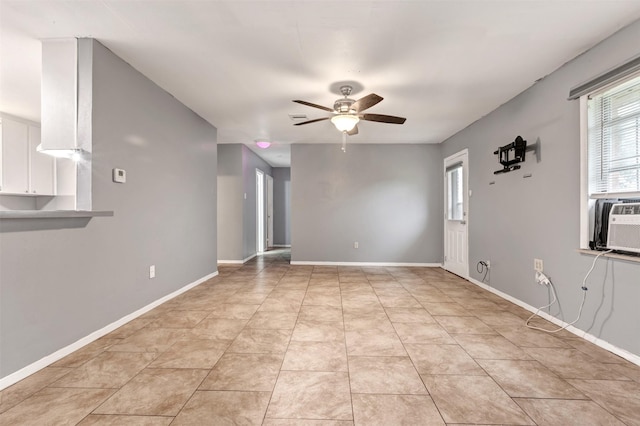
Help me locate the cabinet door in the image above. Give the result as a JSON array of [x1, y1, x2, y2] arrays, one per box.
[[28, 126, 56, 195], [1, 118, 29, 194]]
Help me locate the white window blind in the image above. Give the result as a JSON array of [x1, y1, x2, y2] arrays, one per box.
[[587, 74, 640, 195]]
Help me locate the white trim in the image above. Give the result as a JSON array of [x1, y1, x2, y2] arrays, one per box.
[[266, 174, 274, 250], [579, 95, 590, 250], [0, 270, 218, 391], [256, 169, 265, 254], [589, 191, 640, 199], [218, 253, 257, 265], [272, 244, 291, 248], [468, 277, 640, 367], [291, 261, 442, 267], [577, 248, 640, 264]]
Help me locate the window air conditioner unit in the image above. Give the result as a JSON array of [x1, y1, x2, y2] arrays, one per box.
[[607, 203, 640, 254]]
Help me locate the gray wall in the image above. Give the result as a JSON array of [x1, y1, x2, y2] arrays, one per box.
[[241, 145, 272, 259], [272, 167, 291, 246], [217, 144, 243, 260], [441, 21, 640, 357], [0, 40, 218, 378], [0, 195, 36, 211], [291, 143, 443, 263]]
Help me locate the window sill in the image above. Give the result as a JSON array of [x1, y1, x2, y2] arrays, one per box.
[[577, 248, 640, 264], [589, 191, 640, 200]]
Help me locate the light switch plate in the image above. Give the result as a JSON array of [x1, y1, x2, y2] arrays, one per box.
[[113, 168, 126, 183]]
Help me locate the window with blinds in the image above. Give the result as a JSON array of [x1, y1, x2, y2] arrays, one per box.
[[587, 74, 640, 196]]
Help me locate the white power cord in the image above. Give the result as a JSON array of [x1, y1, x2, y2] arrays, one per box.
[[525, 249, 613, 333], [535, 271, 551, 286]]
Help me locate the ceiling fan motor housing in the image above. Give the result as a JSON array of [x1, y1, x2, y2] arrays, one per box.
[[335, 85, 356, 113], [334, 98, 356, 113]]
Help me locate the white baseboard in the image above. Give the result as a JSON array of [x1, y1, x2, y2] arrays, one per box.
[[291, 261, 442, 267], [0, 270, 219, 391], [218, 253, 257, 264], [468, 277, 640, 367], [271, 244, 291, 248]]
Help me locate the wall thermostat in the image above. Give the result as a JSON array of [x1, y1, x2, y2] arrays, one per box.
[[113, 168, 126, 183]]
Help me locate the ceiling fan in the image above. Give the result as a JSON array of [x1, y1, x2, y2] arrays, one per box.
[[292, 85, 406, 140]]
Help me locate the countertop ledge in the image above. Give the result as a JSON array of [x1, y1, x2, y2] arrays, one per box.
[[0, 210, 114, 219]]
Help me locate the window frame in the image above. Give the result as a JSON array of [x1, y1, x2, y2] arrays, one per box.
[[580, 73, 640, 249]]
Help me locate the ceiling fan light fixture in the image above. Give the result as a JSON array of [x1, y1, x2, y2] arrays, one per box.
[[256, 141, 271, 149], [331, 114, 359, 132]]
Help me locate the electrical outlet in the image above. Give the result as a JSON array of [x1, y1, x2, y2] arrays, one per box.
[[354, 242, 359, 249], [149, 265, 156, 279], [534, 258, 544, 272]]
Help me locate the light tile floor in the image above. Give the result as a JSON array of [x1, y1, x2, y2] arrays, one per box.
[[1, 249, 640, 425]]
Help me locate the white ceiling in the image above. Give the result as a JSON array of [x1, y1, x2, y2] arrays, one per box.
[[2, 1, 640, 167]]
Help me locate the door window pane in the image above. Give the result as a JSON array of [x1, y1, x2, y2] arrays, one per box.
[[447, 164, 464, 220]]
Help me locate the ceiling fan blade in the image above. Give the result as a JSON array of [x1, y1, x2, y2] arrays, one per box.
[[361, 113, 406, 124], [352, 93, 383, 112], [347, 125, 359, 136], [293, 100, 334, 112], [293, 117, 331, 126]]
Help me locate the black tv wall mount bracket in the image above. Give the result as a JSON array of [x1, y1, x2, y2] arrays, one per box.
[[493, 136, 538, 175]]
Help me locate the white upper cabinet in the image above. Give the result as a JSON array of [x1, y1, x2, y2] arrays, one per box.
[[1, 118, 29, 194], [0, 116, 56, 196]]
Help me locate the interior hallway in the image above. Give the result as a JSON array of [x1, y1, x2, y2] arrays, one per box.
[[1, 249, 639, 425]]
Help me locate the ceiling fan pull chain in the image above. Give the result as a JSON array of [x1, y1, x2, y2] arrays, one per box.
[[342, 131, 347, 152]]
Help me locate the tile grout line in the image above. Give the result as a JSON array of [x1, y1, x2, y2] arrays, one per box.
[[393, 270, 450, 425], [340, 266, 357, 424], [260, 266, 307, 424]]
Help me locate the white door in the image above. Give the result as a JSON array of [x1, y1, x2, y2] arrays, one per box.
[[443, 149, 469, 278], [266, 174, 274, 249]]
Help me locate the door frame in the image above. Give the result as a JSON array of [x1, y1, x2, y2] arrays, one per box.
[[266, 174, 274, 249], [256, 169, 265, 254], [443, 148, 469, 278]]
